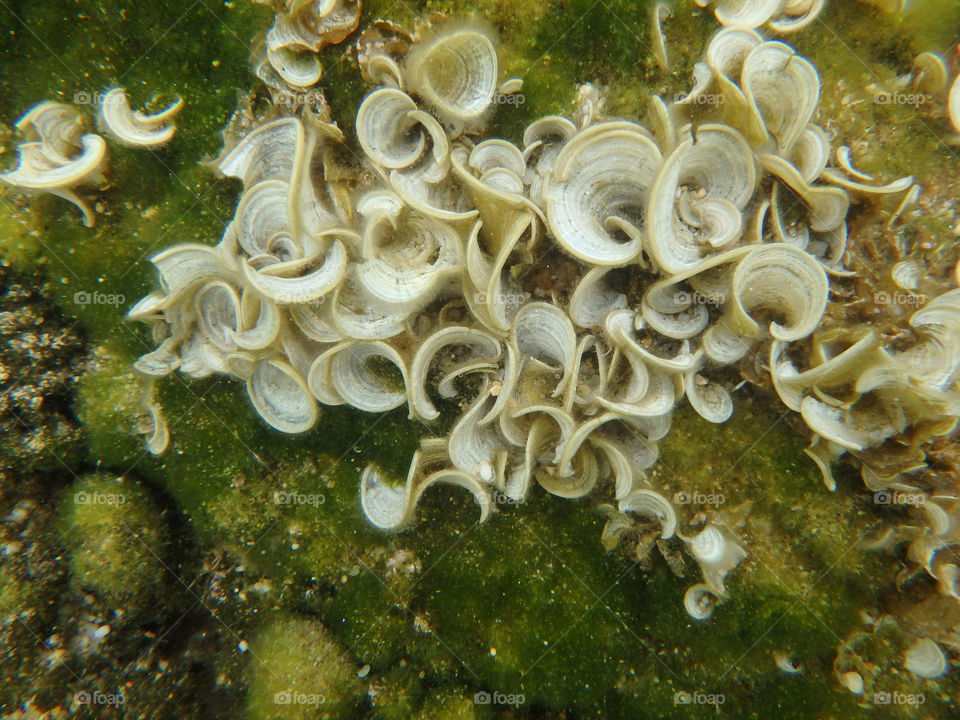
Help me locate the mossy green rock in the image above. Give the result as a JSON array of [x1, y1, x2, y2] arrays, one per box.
[[58, 474, 169, 605], [247, 614, 365, 720]]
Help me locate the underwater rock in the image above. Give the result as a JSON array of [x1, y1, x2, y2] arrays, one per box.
[[0, 265, 86, 476], [57, 474, 170, 605], [247, 614, 364, 720]]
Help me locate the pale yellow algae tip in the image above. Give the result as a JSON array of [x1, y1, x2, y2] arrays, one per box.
[[126, 7, 958, 623]]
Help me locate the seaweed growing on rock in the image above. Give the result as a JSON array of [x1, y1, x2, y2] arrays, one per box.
[[3, 1, 960, 714], [113, 9, 959, 629]]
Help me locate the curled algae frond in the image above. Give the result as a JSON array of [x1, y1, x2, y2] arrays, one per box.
[[403, 23, 500, 128], [121, 5, 959, 626], [650, 2, 672, 71], [0, 102, 108, 227], [683, 582, 723, 621], [696, 0, 827, 33], [258, 0, 362, 88], [1, 85, 186, 223], [98, 88, 183, 148], [14, 101, 85, 162]]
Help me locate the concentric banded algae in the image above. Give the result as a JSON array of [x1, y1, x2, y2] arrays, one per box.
[[0, 103, 108, 227], [97, 87, 183, 148]]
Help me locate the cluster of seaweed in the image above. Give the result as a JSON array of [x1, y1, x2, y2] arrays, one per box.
[[82, 0, 951, 638], [1, 0, 958, 696]]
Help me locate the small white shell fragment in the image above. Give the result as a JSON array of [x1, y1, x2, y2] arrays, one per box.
[[267, 46, 323, 88], [840, 671, 864, 695], [685, 524, 747, 590], [904, 638, 947, 679], [774, 651, 804, 674], [892, 257, 924, 290], [712, 0, 783, 29], [498, 77, 523, 94], [768, 0, 825, 33]]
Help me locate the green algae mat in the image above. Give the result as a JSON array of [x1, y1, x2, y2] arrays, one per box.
[[2, 1, 960, 718]]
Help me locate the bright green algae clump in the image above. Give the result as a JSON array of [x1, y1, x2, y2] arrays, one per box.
[[2, 1, 960, 719], [247, 614, 364, 720], [58, 474, 170, 603]]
